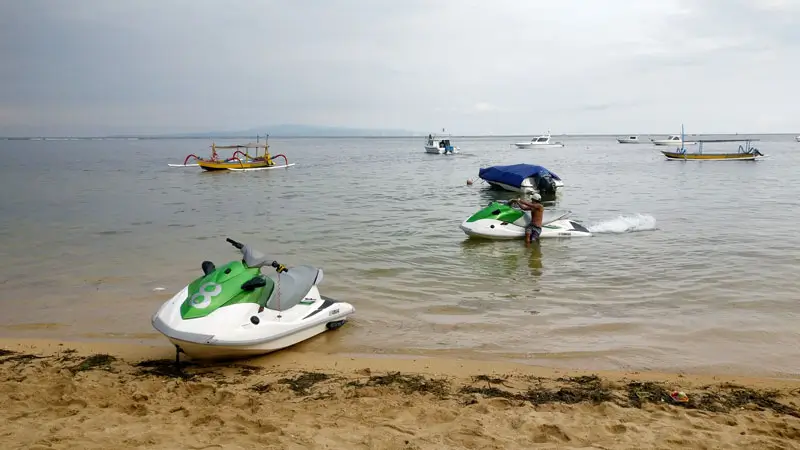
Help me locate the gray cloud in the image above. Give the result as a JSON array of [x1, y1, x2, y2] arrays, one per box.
[[0, 0, 798, 136]]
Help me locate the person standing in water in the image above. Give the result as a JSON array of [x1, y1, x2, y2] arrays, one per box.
[[509, 194, 544, 247]]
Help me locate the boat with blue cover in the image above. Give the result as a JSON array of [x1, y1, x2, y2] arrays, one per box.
[[478, 163, 564, 197]]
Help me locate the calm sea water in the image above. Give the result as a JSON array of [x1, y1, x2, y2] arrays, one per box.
[[0, 135, 798, 377]]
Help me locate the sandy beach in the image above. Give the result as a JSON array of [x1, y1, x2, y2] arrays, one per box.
[[1, 338, 798, 450]]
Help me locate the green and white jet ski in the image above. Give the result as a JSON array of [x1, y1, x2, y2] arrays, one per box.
[[151, 238, 354, 361], [460, 201, 592, 239]]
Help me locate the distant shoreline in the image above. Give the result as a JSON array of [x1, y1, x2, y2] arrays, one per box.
[[1, 133, 796, 140]]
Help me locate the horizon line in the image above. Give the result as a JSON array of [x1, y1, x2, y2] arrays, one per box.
[[2, 131, 799, 140]]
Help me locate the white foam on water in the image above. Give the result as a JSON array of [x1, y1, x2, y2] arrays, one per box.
[[587, 213, 657, 234]]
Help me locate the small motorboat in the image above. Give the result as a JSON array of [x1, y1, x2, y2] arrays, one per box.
[[151, 238, 354, 361], [424, 130, 460, 154], [617, 135, 641, 144], [514, 131, 564, 149], [651, 135, 696, 146], [477, 163, 564, 199], [460, 201, 592, 239]]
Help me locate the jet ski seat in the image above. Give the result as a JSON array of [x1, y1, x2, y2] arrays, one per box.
[[241, 246, 274, 269], [264, 265, 323, 312]]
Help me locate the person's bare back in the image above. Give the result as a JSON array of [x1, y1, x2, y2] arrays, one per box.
[[509, 197, 544, 246]]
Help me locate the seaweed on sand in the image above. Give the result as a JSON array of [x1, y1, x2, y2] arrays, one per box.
[[70, 354, 117, 373], [346, 371, 451, 397], [623, 381, 800, 418], [278, 372, 331, 395], [134, 359, 196, 380], [461, 373, 612, 405]]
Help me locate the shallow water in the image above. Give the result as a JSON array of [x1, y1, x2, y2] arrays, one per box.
[[1, 135, 798, 376]]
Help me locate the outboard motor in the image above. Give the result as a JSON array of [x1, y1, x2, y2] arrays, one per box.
[[535, 173, 558, 198]]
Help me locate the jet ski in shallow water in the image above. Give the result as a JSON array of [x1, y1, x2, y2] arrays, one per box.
[[460, 201, 592, 239], [151, 238, 354, 361]]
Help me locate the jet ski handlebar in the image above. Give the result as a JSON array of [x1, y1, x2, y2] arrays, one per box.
[[226, 238, 244, 249], [226, 237, 288, 273], [271, 261, 288, 273]]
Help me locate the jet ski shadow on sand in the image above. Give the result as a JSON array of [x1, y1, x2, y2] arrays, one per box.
[[151, 238, 355, 363], [459, 200, 592, 240]]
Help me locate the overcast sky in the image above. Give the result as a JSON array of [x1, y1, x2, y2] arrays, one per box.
[[1, 0, 798, 136]]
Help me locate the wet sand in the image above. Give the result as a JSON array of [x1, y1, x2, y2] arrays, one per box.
[[1, 338, 799, 450]]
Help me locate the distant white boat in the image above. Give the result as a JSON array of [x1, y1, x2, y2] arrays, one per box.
[[424, 130, 459, 154], [652, 135, 696, 146], [514, 131, 564, 149], [617, 135, 641, 144], [795, 135, 800, 142]]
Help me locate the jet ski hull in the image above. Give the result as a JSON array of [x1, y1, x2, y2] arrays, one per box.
[[152, 284, 354, 360], [460, 218, 592, 239]]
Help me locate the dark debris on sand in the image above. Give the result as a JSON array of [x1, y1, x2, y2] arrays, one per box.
[[134, 359, 196, 380], [461, 372, 612, 405], [453, 373, 800, 417], [70, 354, 117, 373], [472, 374, 509, 386], [251, 382, 272, 393], [691, 384, 799, 418], [1, 347, 798, 418], [278, 372, 331, 395], [622, 380, 800, 417], [133, 358, 264, 382], [0, 348, 45, 366], [348, 371, 451, 397], [56, 348, 80, 362]]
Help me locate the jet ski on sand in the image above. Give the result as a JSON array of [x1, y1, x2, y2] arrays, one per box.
[[151, 238, 354, 362]]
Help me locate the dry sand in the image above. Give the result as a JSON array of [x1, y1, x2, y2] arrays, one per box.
[[1, 338, 799, 450]]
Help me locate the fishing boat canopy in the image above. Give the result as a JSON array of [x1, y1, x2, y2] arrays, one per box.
[[212, 143, 269, 149], [675, 138, 761, 155]]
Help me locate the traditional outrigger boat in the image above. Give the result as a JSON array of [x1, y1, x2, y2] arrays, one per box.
[[171, 136, 294, 171], [660, 125, 766, 161]]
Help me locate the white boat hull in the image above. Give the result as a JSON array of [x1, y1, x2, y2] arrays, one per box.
[[167, 163, 295, 170], [161, 320, 339, 359], [229, 163, 296, 171], [652, 140, 696, 146], [514, 142, 564, 149], [795, 136, 800, 142], [460, 218, 592, 239], [662, 153, 767, 161], [425, 145, 459, 154], [152, 283, 354, 360], [485, 178, 564, 195], [616, 138, 639, 144]]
